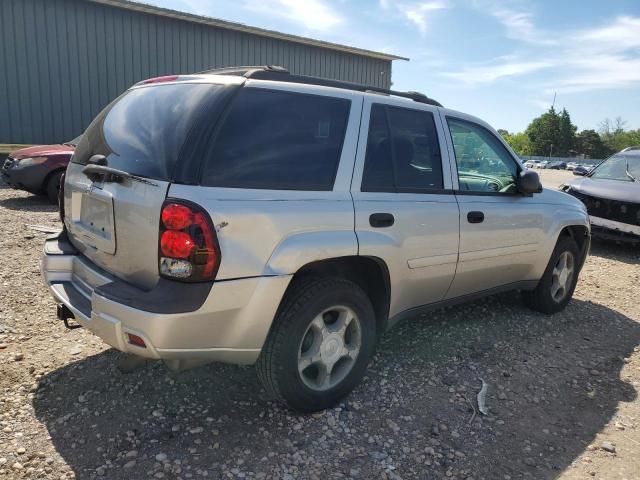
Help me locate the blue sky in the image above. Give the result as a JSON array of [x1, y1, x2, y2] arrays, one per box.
[[147, 0, 640, 133]]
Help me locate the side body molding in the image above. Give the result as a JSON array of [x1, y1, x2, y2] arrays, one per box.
[[264, 230, 359, 275]]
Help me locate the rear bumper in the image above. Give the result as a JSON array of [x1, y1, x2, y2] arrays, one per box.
[[41, 232, 292, 368]]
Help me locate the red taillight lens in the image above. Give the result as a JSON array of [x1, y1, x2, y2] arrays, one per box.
[[161, 203, 193, 230], [160, 230, 195, 259], [127, 333, 147, 348], [158, 201, 220, 282], [142, 75, 179, 84], [194, 211, 217, 277]]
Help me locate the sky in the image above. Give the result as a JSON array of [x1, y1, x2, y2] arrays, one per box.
[[147, 0, 640, 133]]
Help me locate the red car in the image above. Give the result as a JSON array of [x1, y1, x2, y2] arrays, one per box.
[[1, 136, 80, 202]]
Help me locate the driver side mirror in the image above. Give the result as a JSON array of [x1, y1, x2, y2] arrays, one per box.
[[517, 169, 542, 194], [573, 166, 587, 176]]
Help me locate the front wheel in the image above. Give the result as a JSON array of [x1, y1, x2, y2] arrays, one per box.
[[523, 236, 580, 314], [256, 277, 377, 412]]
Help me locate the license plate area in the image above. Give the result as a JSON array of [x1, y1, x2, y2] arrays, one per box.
[[70, 188, 116, 254]]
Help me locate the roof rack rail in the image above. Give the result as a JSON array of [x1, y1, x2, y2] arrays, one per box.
[[198, 65, 442, 107], [196, 65, 289, 77], [621, 146, 640, 152]]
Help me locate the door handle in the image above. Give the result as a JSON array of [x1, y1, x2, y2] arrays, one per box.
[[369, 213, 395, 228], [467, 211, 484, 224]]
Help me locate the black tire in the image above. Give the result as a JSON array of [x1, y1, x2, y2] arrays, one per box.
[[45, 171, 64, 204], [256, 277, 377, 412], [523, 236, 580, 314]]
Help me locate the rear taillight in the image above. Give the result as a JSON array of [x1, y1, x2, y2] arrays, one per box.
[[158, 200, 220, 282]]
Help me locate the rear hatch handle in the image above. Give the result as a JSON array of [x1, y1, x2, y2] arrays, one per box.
[[82, 164, 159, 186]]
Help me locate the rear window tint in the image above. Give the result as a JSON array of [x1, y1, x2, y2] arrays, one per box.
[[201, 88, 350, 190], [74, 83, 226, 180], [362, 104, 444, 193]]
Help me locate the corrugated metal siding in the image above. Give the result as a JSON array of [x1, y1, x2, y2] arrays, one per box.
[[0, 0, 393, 144]]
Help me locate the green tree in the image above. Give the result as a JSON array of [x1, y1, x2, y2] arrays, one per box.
[[575, 129, 611, 158], [525, 107, 562, 156], [599, 118, 640, 152], [502, 131, 532, 156], [557, 108, 577, 156]]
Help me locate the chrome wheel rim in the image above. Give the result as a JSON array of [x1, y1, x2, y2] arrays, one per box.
[[297, 305, 362, 391], [550, 251, 575, 302]]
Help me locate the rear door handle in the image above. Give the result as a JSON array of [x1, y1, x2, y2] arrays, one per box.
[[467, 211, 485, 224], [369, 213, 395, 228]]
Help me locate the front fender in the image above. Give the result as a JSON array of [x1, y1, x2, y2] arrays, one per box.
[[264, 230, 358, 275], [533, 204, 590, 279]]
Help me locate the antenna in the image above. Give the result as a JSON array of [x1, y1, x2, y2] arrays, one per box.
[[551, 92, 557, 109]]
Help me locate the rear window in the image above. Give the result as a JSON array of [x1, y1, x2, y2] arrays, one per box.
[[201, 88, 351, 191], [73, 83, 228, 180], [362, 104, 444, 193]]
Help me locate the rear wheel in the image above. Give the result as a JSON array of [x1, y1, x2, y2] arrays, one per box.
[[523, 236, 580, 314], [45, 171, 64, 204], [256, 277, 376, 412]]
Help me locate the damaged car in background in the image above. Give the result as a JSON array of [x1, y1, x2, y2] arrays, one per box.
[[562, 146, 640, 244]]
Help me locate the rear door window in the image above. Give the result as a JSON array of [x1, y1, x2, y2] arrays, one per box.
[[73, 83, 230, 181], [362, 104, 444, 192], [201, 88, 351, 191]]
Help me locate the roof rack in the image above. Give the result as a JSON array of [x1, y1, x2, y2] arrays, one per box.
[[621, 146, 640, 152], [197, 65, 443, 107]]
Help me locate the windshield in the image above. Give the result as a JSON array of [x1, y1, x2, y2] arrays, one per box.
[[73, 83, 228, 180], [590, 154, 639, 182]]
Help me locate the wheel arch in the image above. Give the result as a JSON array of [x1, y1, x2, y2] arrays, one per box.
[[41, 167, 66, 192], [558, 224, 590, 269], [283, 255, 391, 335]]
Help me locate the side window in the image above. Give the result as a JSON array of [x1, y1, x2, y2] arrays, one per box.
[[201, 88, 350, 190], [447, 118, 519, 194], [361, 104, 444, 193]]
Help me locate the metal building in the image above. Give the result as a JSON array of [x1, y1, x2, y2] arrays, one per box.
[[0, 0, 406, 145]]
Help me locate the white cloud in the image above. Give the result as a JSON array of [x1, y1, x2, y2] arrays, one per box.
[[575, 15, 640, 50], [379, 1, 450, 35], [402, 1, 449, 34], [244, 0, 344, 31], [443, 59, 552, 85], [443, 13, 640, 94], [490, 8, 556, 46]]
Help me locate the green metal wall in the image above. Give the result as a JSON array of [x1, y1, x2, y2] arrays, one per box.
[[0, 0, 392, 144]]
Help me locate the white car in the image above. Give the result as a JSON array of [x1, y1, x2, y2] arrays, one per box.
[[524, 160, 538, 169]]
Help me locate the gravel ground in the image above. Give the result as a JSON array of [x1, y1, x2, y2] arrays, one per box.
[[1, 171, 639, 480]]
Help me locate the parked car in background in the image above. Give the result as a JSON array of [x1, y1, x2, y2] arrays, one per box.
[[41, 67, 590, 412], [566, 162, 578, 170], [1, 137, 80, 202], [573, 165, 589, 176], [547, 161, 567, 170], [537, 160, 549, 169], [562, 147, 640, 244], [524, 160, 539, 168]]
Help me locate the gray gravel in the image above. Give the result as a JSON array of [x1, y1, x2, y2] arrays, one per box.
[[1, 175, 639, 479]]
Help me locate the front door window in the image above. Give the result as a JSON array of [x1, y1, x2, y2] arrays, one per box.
[[448, 118, 519, 194]]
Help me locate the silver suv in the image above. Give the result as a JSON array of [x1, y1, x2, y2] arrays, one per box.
[[42, 66, 590, 412]]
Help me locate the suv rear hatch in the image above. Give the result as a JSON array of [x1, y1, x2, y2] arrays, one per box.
[[64, 79, 237, 290]]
